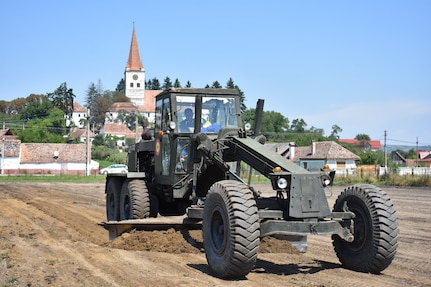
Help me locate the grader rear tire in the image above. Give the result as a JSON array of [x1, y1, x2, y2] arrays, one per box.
[[119, 179, 150, 220], [203, 180, 260, 278], [106, 177, 123, 221], [332, 184, 399, 273]]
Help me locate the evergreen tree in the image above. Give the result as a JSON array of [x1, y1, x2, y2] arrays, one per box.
[[151, 77, 161, 90], [146, 79, 153, 89], [47, 82, 75, 117], [173, 78, 181, 88], [211, 81, 222, 88], [185, 81, 192, 88], [225, 78, 246, 113], [116, 78, 125, 93], [85, 82, 99, 109], [162, 77, 173, 90]]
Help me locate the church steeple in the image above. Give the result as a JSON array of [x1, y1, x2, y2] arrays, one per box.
[[126, 26, 144, 71], [124, 25, 145, 106]]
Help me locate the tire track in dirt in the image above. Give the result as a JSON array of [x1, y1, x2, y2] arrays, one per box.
[[1, 182, 431, 286]]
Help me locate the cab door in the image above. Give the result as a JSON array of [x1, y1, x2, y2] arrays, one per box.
[[154, 96, 175, 184]]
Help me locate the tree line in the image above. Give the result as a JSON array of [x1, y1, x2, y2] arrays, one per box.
[[1, 78, 406, 167], [0, 77, 345, 144]]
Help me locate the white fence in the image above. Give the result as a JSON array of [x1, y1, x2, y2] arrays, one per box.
[[334, 167, 431, 177], [381, 167, 431, 176]]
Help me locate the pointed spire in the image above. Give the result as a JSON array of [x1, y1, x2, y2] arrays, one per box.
[[126, 26, 143, 71]]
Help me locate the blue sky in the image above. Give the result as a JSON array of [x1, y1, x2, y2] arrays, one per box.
[[1, 1, 430, 145]]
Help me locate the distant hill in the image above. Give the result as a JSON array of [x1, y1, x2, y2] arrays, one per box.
[[385, 145, 431, 153]]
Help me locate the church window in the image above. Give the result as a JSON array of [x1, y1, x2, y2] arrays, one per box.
[[137, 83, 140, 88], [130, 83, 134, 88]]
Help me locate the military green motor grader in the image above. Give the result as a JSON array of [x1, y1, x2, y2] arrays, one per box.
[[102, 88, 399, 278]]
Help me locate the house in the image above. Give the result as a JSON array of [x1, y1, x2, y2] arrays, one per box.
[[69, 128, 96, 143], [1, 129, 99, 175], [100, 123, 136, 147], [1, 129, 21, 173], [267, 141, 361, 175], [19, 143, 99, 175], [339, 139, 382, 151], [392, 151, 407, 166], [67, 101, 88, 128]]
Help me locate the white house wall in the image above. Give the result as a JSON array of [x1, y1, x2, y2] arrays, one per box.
[[1, 157, 20, 170]]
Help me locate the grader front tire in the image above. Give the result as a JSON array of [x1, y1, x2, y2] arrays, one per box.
[[203, 180, 260, 278], [332, 184, 399, 273]]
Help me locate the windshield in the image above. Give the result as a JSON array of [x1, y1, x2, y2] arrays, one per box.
[[201, 97, 238, 133], [176, 95, 238, 134]]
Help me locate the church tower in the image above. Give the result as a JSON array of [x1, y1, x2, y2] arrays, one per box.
[[124, 26, 145, 106]]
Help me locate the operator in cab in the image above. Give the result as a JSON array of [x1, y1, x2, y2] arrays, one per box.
[[179, 108, 194, 132]]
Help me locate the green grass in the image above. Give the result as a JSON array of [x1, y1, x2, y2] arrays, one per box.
[[1, 169, 429, 186]]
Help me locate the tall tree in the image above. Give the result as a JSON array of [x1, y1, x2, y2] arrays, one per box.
[[291, 118, 307, 132], [8, 97, 27, 115], [15, 108, 67, 143], [211, 81, 222, 88], [355, 133, 371, 140], [19, 97, 53, 120], [225, 78, 246, 113], [243, 109, 289, 135], [47, 82, 75, 117], [330, 124, 343, 139], [92, 97, 113, 128], [150, 77, 161, 90], [85, 82, 99, 109], [162, 77, 173, 90], [185, 81, 192, 88], [146, 79, 153, 89], [116, 78, 125, 93], [173, 78, 181, 88]]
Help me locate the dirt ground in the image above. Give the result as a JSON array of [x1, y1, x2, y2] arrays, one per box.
[[0, 181, 430, 287]]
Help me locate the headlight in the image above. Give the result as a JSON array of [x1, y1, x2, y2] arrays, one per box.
[[277, 177, 288, 189]]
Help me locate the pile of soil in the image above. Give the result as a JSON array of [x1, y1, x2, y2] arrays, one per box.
[[108, 229, 300, 255]]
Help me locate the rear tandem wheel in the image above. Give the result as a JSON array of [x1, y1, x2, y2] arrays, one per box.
[[120, 179, 151, 220], [106, 177, 123, 221]]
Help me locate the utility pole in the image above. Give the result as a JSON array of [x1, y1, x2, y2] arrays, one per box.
[[1, 122, 5, 175], [416, 137, 419, 167], [86, 109, 91, 176], [384, 130, 387, 173]]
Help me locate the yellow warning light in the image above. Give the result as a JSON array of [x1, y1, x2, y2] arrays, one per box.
[[273, 166, 282, 173], [323, 164, 330, 170]]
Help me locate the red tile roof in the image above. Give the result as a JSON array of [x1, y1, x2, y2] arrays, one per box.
[[339, 139, 382, 149], [103, 123, 136, 139], [142, 90, 161, 112], [3, 140, 21, 157], [69, 128, 95, 140], [292, 141, 360, 160], [73, 101, 87, 112], [20, 143, 86, 163]]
